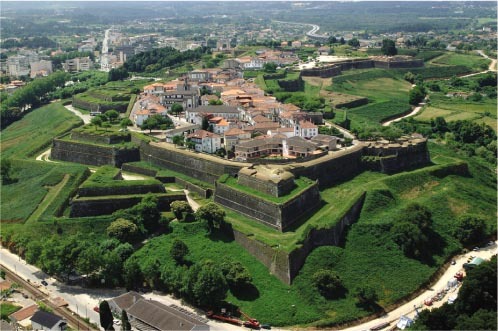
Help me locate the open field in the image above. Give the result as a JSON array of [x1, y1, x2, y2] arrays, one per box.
[[0, 102, 83, 159], [415, 94, 497, 130]]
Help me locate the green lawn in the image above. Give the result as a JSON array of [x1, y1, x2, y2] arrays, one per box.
[[1, 302, 21, 320], [431, 52, 490, 71], [0, 102, 83, 159]]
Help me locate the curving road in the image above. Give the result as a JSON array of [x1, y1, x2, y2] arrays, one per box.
[[65, 104, 91, 124], [382, 103, 425, 127]]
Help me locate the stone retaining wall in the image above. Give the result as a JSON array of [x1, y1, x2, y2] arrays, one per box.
[[71, 131, 131, 145], [70, 193, 185, 217], [215, 181, 321, 231], [231, 192, 366, 284], [77, 183, 165, 197], [51, 139, 140, 167]]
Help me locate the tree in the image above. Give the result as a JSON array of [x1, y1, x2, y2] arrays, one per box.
[[99, 300, 115, 331], [107, 219, 139, 243], [91, 116, 102, 130], [172, 135, 184, 147], [409, 85, 426, 105], [1, 159, 13, 184], [401, 203, 433, 230], [195, 203, 226, 231], [170, 239, 189, 265], [328, 36, 337, 45], [221, 261, 252, 290], [192, 261, 228, 307], [105, 110, 119, 124], [108, 67, 129, 81], [132, 194, 161, 233], [348, 38, 360, 48], [381, 39, 397, 56], [170, 201, 192, 220], [390, 221, 427, 258], [120, 118, 133, 130], [121, 310, 131, 331], [123, 258, 142, 290], [453, 215, 486, 246], [354, 286, 378, 305], [201, 116, 209, 131], [339, 37, 345, 45], [171, 103, 183, 116], [312, 269, 344, 299], [141, 114, 173, 132], [263, 62, 277, 73]]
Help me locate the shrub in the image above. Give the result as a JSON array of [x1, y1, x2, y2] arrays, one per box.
[[312, 269, 345, 299]]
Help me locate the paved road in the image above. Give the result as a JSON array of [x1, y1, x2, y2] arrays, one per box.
[[65, 104, 91, 124], [342, 241, 498, 331]]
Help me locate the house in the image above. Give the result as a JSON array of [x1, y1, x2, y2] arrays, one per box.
[[133, 103, 168, 126], [30, 310, 66, 331], [235, 136, 318, 159], [188, 70, 211, 82], [318, 46, 330, 55], [311, 134, 338, 150], [295, 121, 318, 139], [209, 117, 230, 135], [159, 84, 200, 111], [127, 299, 209, 331], [224, 127, 251, 151], [108, 291, 144, 316], [187, 130, 222, 154], [10, 305, 39, 331], [185, 105, 240, 125], [165, 124, 200, 143]]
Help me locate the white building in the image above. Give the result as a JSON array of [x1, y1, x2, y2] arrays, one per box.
[[7, 55, 30, 77], [295, 121, 318, 139], [187, 129, 222, 154], [63, 57, 93, 72], [186, 105, 240, 125]]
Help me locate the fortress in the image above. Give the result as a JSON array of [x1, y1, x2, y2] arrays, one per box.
[[52, 130, 430, 284]]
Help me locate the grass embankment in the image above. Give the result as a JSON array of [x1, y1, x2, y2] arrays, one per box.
[[329, 69, 412, 128], [1, 302, 21, 320], [1, 160, 89, 223], [80, 165, 161, 189], [0, 102, 83, 159], [132, 142, 496, 327], [430, 52, 490, 71]]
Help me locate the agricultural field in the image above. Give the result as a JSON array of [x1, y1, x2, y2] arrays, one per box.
[[0, 102, 83, 159]]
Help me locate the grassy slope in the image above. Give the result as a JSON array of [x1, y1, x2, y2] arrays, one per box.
[[0, 102, 83, 159], [1, 160, 88, 222], [430, 52, 490, 70], [329, 69, 412, 128]]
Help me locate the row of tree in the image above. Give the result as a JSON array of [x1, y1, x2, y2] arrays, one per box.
[[1, 71, 69, 128]]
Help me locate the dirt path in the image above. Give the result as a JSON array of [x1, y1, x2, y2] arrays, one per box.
[[35, 149, 58, 163], [342, 241, 498, 331], [64, 104, 91, 124], [382, 104, 425, 126], [459, 50, 497, 78], [26, 174, 70, 223], [184, 189, 201, 212]]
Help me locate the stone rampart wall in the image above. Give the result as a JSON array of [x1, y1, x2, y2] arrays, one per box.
[[70, 193, 185, 217], [301, 65, 342, 78], [237, 173, 295, 197], [77, 183, 165, 197], [230, 192, 366, 284], [71, 132, 131, 145], [121, 164, 158, 177], [215, 182, 282, 230], [373, 59, 424, 69], [175, 178, 212, 198], [140, 143, 244, 184], [215, 181, 321, 231], [335, 97, 369, 109], [51, 139, 140, 167], [363, 140, 430, 174], [293, 147, 364, 188]]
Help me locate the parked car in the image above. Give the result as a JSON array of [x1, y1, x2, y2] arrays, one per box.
[[93, 306, 100, 313], [41, 280, 48, 286], [473, 247, 479, 251], [451, 260, 456, 265]]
